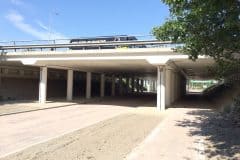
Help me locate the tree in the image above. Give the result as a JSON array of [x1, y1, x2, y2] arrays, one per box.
[[153, 0, 240, 78]]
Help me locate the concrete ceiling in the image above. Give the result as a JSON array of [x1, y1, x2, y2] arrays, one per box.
[[172, 58, 215, 79], [34, 59, 157, 75], [1, 57, 216, 79]]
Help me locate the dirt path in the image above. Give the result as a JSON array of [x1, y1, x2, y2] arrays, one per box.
[[126, 108, 208, 160], [1, 110, 164, 160], [126, 98, 240, 160]]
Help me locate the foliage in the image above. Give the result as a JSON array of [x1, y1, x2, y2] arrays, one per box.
[[153, 0, 240, 78]]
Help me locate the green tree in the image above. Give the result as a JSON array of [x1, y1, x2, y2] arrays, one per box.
[[153, 0, 240, 78]]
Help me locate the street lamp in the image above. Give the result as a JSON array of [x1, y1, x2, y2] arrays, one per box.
[[48, 10, 59, 42]]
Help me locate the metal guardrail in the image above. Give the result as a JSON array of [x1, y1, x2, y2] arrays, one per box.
[[0, 36, 182, 53]]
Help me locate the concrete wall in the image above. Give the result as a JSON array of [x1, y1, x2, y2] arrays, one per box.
[[0, 77, 38, 100], [47, 79, 67, 99], [165, 67, 186, 106], [0, 67, 68, 100], [0, 77, 69, 100]]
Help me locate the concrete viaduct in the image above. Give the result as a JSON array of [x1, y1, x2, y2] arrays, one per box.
[[0, 39, 214, 110]]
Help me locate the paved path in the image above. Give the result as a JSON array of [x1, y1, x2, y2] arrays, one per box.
[[0, 101, 134, 158], [126, 108, 209, 160]]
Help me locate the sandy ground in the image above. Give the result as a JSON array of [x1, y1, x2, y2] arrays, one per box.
[[197, 110, 240, 160], [1, 109, 163, 160], [126, 108, 209, 160], [0, 98, 102, 116], [0, 95, 155, 116], [126, 96, 240, 160], [1, 95, 239, 160]]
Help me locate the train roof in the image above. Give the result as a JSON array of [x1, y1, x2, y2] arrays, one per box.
[[70, 35, 137, 43]]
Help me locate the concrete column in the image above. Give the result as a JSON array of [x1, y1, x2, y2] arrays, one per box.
[[126, 77, 130, 93], [136, 78, 140, 93], [149, 80, 153, 92], [143, 80, 146, 88], [131, 77, 135, 93], [111, 75, 115, 96], [165, 69, 171, 106], [39, 67, 47, 103], [86, 72, 91, 99], [146, 80, 150, 92], [100, 73, 105, 97], [67, 70, 73, 101], [157, 66, 165, 111], [141, 79, 144, 92], [152, 80, 156, 92], [119, 76, 123, 95]]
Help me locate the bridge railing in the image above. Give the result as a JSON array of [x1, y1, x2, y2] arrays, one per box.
[[0, 35, 182, 53]]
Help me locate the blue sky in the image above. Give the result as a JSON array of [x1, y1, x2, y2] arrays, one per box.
[[0, 0, 169, 41]]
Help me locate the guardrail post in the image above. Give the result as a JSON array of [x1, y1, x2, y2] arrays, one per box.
[[13, 41, 16, 52]]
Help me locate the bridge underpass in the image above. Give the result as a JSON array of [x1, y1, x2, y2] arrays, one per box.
[[0, 40, 215, 111]]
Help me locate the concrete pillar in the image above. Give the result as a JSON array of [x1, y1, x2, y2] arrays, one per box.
[[39, 67, 47, 103], [126, 77, 130, 93], [100, 73, 105, 97], [143, 80, 146, 88], [136, 78, 140, 93], [67, 70, 73, 101], [165, 69, 171, 106], [157, 66, 165, 111], [152, 80, 156, 92], [86, 72, 91, 99], [141, 79, 144, 92], [149, 80, 153, 92], [111, 75, 115, 96], [119, 76, 123, 95], [131, 77, 135, 93], [146, 80, 150, 92]]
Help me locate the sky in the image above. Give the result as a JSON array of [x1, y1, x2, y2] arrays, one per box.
[[0, 0, 169, 41]]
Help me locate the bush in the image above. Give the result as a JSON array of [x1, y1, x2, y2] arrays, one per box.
[[221, 95, 240, 126]]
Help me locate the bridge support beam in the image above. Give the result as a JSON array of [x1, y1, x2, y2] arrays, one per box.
[[86, 72, 91, 99], [39, 67, 47, 103], [100, 73, 105, 97], [157, 66, 165, 111], [67, 69, 73, 101]]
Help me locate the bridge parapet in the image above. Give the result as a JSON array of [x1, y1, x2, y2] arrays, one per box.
[[0, 36, 182, 54]]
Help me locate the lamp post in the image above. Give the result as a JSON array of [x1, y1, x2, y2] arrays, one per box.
[[48, 10, 59, 42]]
